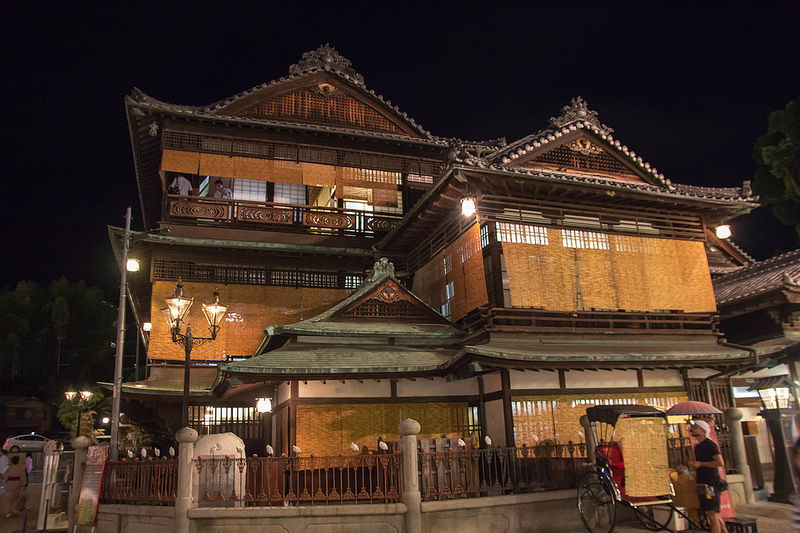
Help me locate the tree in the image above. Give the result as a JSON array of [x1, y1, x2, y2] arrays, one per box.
[[752, 97, 800, 236]]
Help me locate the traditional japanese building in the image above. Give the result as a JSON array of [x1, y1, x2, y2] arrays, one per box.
[[113, 44, 759, 456]]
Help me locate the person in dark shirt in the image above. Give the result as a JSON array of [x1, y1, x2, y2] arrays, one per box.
[[688, 420, 728, 533]]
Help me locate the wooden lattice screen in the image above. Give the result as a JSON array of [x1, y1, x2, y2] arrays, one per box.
[[523, 140, 638, 177], [238, 88, 409, 135]]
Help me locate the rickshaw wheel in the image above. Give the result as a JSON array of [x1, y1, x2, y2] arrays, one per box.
[[578, 470, 617, 533], [634, 503, 674, 531]]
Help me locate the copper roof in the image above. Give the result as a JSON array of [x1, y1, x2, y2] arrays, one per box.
[[714, 248, 800, 306]]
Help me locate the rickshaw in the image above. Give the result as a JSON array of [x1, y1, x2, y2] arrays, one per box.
[[577, 405, 703, 533]]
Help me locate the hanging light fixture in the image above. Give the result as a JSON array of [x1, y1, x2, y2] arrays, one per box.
[[201, 288, 228, 339], [255, 398, 273, 414], [715, 225, 732, 239], [461, 197, 476, 217], [126, 258, 140, 272]]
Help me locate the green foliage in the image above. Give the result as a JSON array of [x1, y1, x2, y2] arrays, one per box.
[[0, 278, 117, 400], [752, 97, 800, 236], [56, 385, 110, 439]]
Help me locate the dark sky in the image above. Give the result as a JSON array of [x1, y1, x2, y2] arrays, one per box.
[[2, 3, 798, 296]]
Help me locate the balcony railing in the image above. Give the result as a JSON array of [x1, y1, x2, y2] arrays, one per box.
[[99, 459, 178, 506], [193, 454, 402, 507], [419, 444, 590, 501], [166, 195, 401, 238], [462, 307, 717, 335]]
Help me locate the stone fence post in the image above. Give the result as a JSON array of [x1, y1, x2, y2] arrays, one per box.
[[726, 408, 754, 503], [175, 427, 199, 533], [68, 436, 91, 533], [398, 418, 421, 533]]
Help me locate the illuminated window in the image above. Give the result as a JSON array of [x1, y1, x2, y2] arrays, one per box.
[[233, 179, 267, 202], [274, 183, 306, 205], [496, 222, 548, 245], [561, 229, 610, 250]]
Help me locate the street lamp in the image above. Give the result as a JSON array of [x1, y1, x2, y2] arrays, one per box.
[[162, 281, 227, 429], [65, 386, 94, 437], [749, 375, 800, 503]]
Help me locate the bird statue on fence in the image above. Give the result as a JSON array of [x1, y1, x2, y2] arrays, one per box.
[[169, 446, 175, 457], [210, 443, 222, 456], [236, 446, 244, 458], [127, 449, 134, 459], [266, 444, 274, 456], [379, 441, 389, 452], [484, 436, 492, 447], [457, 438, 466, 448], [350, 442, 359, 453], [292, 445, 301, 456], [578, 431, 584, 442], [554, 434, 561, 443], [155, 448, 161, 457], [141, 448, 147, 458], [531, 434, 539, 443]]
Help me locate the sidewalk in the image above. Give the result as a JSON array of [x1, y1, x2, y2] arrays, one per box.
[[0, 476, 41, 533]]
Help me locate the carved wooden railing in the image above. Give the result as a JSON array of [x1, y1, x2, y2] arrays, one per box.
[[166, 195, 401, 237], [100, 458, 178, 506], [193, 453, 402, 507], [462, 307, 717, 335]]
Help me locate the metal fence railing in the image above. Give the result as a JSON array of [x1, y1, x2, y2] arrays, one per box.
[[100, 459, 178, 506], [419, 445, 590, 501], [193, 454, 402, 507]]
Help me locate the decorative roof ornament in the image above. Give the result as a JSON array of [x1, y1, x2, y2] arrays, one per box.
[[549, 97, 613, 136], [370, 257, 395, 281], [289, 44, 365, 85]]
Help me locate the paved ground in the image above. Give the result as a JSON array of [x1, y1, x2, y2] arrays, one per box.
[[1, 477, 795, 532]]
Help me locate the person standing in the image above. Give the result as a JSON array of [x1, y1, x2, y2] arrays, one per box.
[[213, 179, 232, 199], [0, 449, 8, 489], [25, 452, 32, 475], [688, 420, 728, 533], [2, 455, 27, 518]]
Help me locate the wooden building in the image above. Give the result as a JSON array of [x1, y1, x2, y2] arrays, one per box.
[[113, 45, 759, 455]]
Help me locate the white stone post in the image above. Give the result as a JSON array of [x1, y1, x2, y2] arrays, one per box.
[[398, 418, 421, 533], [175, 427, 199, 533], [726, 408, 755, 503], [68, 436, 91, 533]]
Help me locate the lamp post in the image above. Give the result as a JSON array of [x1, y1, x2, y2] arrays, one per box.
[[750, 376, 800, 503], [162, 281, 227, 429], [65, 387, 94, 437]]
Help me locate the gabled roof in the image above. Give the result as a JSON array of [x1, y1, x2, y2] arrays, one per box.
[[714, 248, 800, 306], [127, 44, 434, 141]]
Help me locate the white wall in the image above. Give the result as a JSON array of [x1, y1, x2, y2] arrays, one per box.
[[485, 399, 506, 447], [508, 370, 560, 390], [300, 380, 391, 398], [397, 377, 478, 397], [642, 369, 684, 387], [482, 373, 503, 394], [277, 382, 291, 404], [564, 369, 638, 389]]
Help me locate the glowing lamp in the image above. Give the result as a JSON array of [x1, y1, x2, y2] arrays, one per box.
[[461, 197, 476, 217], [715, 225, 732, 239], [164, 281, 193, 329], [142, 322, 152, 332], [256, 398, 273, 413], [201, 288, 228, 336], [65, 389, 77, 401], [126, 258, 140, 272]]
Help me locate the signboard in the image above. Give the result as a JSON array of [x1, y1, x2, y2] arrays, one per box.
[[76, 445, 108, 526]]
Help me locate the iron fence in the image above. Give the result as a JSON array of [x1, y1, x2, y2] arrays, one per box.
[[419, 444, 590, 501], [194, 454, 402, 507], [99, 459, 178, 506]]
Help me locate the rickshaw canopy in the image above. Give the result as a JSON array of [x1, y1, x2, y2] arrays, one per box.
[[586, 404, 666, 426]]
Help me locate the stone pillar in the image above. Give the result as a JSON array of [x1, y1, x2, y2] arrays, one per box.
[[726, 408, 754, 503], [175, 427, 199, 533], [580, 415, 597, 461], [398, 418, 421, 533], [68, 436, 91, 533]]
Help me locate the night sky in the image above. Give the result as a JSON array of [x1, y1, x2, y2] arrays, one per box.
[[3, 4, 799, 297]]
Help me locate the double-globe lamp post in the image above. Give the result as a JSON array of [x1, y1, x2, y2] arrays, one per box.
[[162, 280, 227, 429], [65, 387, 93, 437]]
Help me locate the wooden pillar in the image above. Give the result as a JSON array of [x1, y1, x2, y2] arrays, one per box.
[[501, 369, 515, 448]]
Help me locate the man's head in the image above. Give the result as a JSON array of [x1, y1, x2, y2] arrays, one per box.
[[690, 420, 711, 439], [215, 179, 223, 190]]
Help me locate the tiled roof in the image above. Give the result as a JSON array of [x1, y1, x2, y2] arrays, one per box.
[[714, 248, 800, 305]]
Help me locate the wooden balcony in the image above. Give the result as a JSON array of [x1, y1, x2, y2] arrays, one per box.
[[165, 195, 401, 238], [462, 307, 718, 335]]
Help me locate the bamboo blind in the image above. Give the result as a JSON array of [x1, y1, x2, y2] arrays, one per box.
[[238, 88, 409, 135], [617, 417, 670, 497], [511, 391, 687, 448], [296, 402, 471, 456], [411, 223, 488, 321], [148, 281, 349, 361], [161, 151, 398, 206], [503, 226, 716, 312]]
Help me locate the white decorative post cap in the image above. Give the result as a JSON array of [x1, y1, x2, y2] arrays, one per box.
[[398, 418, 421, 436], [71, 436, 91, 450], [176, 427, 199, 443]]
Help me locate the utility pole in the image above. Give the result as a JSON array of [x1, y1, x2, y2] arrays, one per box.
[[110, 207, 132, 461]]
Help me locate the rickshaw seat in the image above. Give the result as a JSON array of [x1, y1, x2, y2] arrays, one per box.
[[596, 442, 624, 489]]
